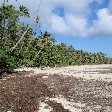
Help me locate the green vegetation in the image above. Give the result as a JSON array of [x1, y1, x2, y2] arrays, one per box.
[[0, 3, 112, 70]]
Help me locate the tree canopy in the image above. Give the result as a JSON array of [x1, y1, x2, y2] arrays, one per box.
[[0, 2, 112, 71]]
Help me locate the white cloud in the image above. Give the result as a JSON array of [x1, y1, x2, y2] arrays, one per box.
[[38, 0, 112, 38], [90, 8, 112, 37], [41, 13, 88, 37], [65, 14, 88, 37], [50, 14, 69, 35], [1, 0, 112, 38], [38, 0, 92, 37]]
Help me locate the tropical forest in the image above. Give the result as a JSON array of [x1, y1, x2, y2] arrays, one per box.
[[0, 1, 112, 71]]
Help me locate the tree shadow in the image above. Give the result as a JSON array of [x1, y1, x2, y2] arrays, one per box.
[[0, 60, 13, 79]]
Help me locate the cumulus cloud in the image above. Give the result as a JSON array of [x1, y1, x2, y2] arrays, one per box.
[[90, 8, 112, 37], [1, 0, 112, 38], [38, 0, 91, 37], [38, 0, 112, 38], [65, 14, 88, 37], [50, 14, 69, 35]]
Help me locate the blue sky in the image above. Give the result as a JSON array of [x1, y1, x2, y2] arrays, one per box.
[[1, 0, 112, 57]]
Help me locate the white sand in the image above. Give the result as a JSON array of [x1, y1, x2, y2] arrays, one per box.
[[38, 102, 52, 112], [15, 64, 112, 82], [14, 65, 112, 111]]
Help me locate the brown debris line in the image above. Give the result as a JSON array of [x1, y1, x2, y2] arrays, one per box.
[[0, 73, 54, 112], [42, 74, 112, 111], [0, 71, 112, 112]]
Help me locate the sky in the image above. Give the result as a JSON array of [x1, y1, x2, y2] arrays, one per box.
[[1, 0, 112, 57]]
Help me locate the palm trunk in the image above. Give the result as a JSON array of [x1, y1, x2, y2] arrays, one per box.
[[27, 50, 41, 66], [11, 26, 30, 52]]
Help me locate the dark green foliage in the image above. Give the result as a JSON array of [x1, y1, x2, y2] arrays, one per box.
[[19, 5, 30, 17], [0, 3, 112, 70]]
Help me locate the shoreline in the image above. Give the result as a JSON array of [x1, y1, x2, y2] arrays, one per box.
[[15, 64, 112, 82]]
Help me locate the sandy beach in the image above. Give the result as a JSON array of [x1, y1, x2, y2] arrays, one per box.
[[15, 64, 112, 82], [0, 64, 112, 112]]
